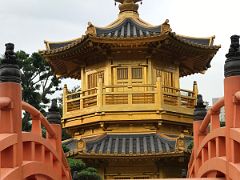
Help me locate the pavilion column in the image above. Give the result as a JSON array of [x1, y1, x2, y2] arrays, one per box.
[[193, 81, 198, 105], [147, 57, 152, 85], [63, 84, 68, 114], [97, 77, 103, 109], [156, 77, 162, 109]]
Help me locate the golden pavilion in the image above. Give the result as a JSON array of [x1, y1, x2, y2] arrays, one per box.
[[41, 0, 220, 179]]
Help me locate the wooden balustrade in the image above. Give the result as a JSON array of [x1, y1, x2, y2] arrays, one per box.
[[63, 82, 196, 115]]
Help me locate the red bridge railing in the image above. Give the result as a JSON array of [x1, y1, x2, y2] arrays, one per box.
[[0, 43, 71, 179], [188, 35, 240, 180]]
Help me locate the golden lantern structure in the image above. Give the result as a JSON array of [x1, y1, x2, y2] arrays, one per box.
[[41, 0, 220, 178]]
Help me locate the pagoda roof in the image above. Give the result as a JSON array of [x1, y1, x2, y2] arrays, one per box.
[[64, 133, 192, 158], [43, 18, 215, 51], [44, 32, 217, 52], [41, 31, 219, 78], [40, 1, 220, 79]]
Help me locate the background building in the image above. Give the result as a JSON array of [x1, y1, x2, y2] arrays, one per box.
[[41, 0, 220, 179]]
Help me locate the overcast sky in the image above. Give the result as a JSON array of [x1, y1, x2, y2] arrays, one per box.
[[1, 0, 240, 104]]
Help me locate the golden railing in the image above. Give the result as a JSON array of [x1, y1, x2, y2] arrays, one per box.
[[103, 84, 156, 105], [163, 86, 195, 108], [63, 78, 197, 115], [65, 88, 98, 112]]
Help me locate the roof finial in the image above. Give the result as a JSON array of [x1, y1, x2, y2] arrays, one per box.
[[193, 94, 207, 121], [225, 35, 240, 77], [115, 0, 142, 13], [46, 99, 61, 125], [0, 43, 21, 83]]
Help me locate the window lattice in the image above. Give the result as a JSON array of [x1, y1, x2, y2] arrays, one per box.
[[117, 68, 128, 80], [156, 69, 174, 87], [132, 67, 142, 79], [88, 71, 104, 89]]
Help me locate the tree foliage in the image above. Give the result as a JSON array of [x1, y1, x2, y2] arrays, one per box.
[[62, 129, 71, 141], [68, 158, 101, 180], [15, 51, 61, 130], [62, 144, 70, 153]]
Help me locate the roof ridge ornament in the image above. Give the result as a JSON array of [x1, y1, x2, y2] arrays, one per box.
[[0, 43, 21, 83], [115, 0, 142, 14], [160, 19, 172, 34], [47, 99, 61, 125], [86, 22, 96, 36], [225, 35, 240, 77], [193, 94, 207, 121]]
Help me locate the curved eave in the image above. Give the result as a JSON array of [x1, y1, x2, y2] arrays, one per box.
[[66, 150, 187, 159], [45, 59, 81, 79], [64, 133, 192, 158], [171, 33, 220, 50], [166, 33, 220, 77], [40, 32, 220, 78], [41, 32, 220, 56], [44, 36, 85, 51], [40, 35, 90, 56], [74, 151, 186, 159]]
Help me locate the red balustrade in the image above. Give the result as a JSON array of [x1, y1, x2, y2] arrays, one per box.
[[0, 43, 71, 180], [188, 35, 240, 180]]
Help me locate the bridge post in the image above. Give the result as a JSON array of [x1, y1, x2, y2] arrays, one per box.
[[224, 35, 240, 178], [47, 99, 69, 179], [0, 43, 23, 176], [192, 94, 207, 177]]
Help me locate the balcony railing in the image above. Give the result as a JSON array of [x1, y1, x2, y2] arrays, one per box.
[[63, 78, 197, 116]]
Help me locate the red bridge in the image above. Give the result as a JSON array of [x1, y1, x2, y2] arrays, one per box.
[[188, 35, 240, 180], [0, 44, 71, 179]]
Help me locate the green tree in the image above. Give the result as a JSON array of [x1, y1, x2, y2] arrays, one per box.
[[62, 144, 70, 153], [15, 51, 61, 130], [78, 167, 101, 180], [68, 158, 101, 180], [62, 129, 71, 140]]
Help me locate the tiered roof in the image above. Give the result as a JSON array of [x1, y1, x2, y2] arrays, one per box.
[[64, 133, 192, 158], [40, 0, 220, 78]]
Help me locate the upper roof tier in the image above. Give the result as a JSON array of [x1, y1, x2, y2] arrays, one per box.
[[45, 18, 214, 50], [40, 0, 220, 79]]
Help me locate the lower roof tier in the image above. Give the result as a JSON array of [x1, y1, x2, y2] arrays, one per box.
[[64, 133, 192, 157]]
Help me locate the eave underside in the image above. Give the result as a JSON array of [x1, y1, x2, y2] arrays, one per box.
[[41, 34, 220, 79]]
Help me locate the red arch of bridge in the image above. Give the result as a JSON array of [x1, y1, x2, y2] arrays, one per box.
[[0, 82, 71, 179], [188, 75, 240, 180]]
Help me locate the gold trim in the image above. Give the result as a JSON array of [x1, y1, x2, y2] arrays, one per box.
[[175, 33, 215, 41], [209, 35, 215, 46], [85, 22, 97, 36], [41, 33, 220, 57], [160, 19, 172, 34], [44, 40, 50, 50]]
